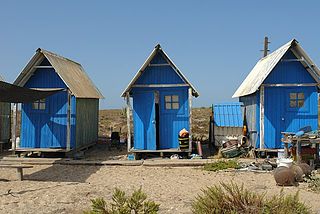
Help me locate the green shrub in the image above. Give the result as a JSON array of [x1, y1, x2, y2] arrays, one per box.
[[265, 190, 311, 214], [84, 188, 160, 214], [203, 160, 239, 172], [192, 182, 311, 214], [306, 175, 320, 193]]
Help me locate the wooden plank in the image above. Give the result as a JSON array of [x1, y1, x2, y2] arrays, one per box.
[[316, 143, 319, 163], [17, 168, 23, 181], [259, 86, 264, 150], [29, 87, 66, 91], [132, 84, 189, 88], [281, 59, 303, 62], [284, 143, 289, 158], [148, 63, 170, 67], [296, 140, 302, 163], [126, 92, 132, 152], [11, 103, 17, 154], [66, 89, 71, 152], [0, 164, 33, 168], [34, 66, 54, 68], [262, 83, 318, 87], [13, 148, 66, 152]]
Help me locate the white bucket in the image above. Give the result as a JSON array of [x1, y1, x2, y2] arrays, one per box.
[[276, 158, 293, 168]]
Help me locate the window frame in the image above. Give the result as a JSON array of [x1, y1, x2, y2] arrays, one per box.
[[286, 90, 309, 112], [164, 95, 180, 110], [289, 92, 305, 108], [31, 98, 48, 113]]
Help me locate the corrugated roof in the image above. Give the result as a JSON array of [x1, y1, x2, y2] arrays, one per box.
[[233, 39, 320, 98], [14, 48, 104, 99], [121, 44, 199, 97], [214, 102, 243, 127]]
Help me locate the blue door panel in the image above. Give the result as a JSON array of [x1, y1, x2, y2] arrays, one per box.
[[132, 91, 156, 150], [159, 88, 189, 149]]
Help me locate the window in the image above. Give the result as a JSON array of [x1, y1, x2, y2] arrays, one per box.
[[165, 95, 179, 110], [32, 98, 46, 110], [289, 92, 304, 108]]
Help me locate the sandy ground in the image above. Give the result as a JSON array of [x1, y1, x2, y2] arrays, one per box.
[[0, 165, 319, 214]]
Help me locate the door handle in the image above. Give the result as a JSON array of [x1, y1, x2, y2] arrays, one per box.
[[152, 120, 156, 124]]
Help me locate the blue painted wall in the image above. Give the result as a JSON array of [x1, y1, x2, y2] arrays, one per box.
[[131, 52, 190, 150], [240, 50, 318, 149], [264, 51, 316, 84], [135, 53, 185, 85], [21, 67, 76, 148]]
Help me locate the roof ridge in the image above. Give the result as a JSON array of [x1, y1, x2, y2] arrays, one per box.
[[37, 48, 82, 66]]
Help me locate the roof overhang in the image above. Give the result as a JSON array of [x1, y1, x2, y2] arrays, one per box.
[[232, 39, 320, 98], [14, 48, 104, 99], [121, 44, 199, 97]]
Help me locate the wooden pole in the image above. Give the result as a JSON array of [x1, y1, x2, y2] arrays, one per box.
[[315, 143, 319, 163], [263, 36, 269, 57], [188, 88, 192, 154], [11, 103, 17, 155], [296, 140, 302, 163], [126, 92, 132, 152], [66, 90, 71, 152], [259, 86, 265, 150]]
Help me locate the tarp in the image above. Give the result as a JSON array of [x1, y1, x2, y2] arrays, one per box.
[[0, 81, 64, 103]]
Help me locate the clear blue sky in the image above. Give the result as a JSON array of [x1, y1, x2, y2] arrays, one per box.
[[1, 1, 320, 109]]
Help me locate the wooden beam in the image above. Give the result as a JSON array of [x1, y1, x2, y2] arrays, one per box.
[[29, 88, 66, 91], [188, 88, 192, 154], [148, 63, 170, 67], [126, 92, 132, 152], [132, 84, 189, 88], [262, 83, 318, 87], [66, 90, 71, 152], [281, 59, 303, 62], [259, 86, 265, 150], [296, 140, 302, 163], [11, 103, 17, 155], [34, 66, 54, 69]]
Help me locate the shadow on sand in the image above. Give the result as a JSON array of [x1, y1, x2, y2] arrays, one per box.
[[24, 164, 101, 183]]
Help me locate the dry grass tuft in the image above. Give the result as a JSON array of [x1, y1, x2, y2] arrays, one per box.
[[192, 182, 311, 214]]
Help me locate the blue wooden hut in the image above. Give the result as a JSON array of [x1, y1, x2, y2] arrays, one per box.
[[233, 39, 320, 150], [14, 48, 103, 153], [121, 44, 199, 154]]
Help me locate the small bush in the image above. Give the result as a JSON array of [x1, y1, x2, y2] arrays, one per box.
[[203, 160, 239, 172], [192, 182, 311, 214], [306, 175, 320, 193], [84, 188, 160, 214], [266, 190, 311, 214]]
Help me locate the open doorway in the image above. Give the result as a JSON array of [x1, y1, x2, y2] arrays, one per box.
[[154, 91, 160, 149]]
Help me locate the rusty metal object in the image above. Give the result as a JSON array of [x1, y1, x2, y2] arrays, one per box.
[[274, 166, 298, 186]]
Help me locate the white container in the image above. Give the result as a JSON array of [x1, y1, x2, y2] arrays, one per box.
[[277, 149, 285, 159], [16, 137, 20, 148], [276, 158, 293, 168]]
